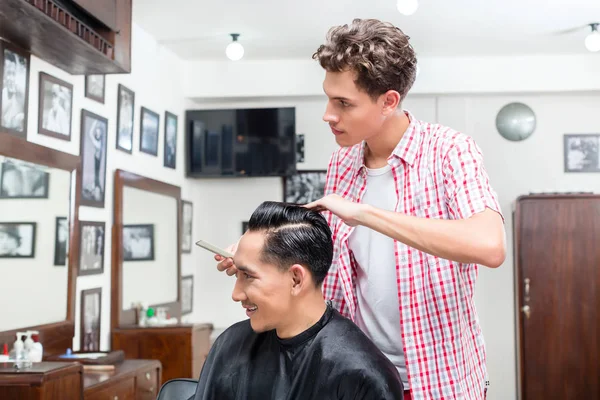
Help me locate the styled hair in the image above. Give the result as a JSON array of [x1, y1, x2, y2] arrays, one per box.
[[313, 18, 417, 102], [247, 201, 333, 286]]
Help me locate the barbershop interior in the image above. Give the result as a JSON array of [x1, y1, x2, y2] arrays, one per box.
[[0, 0, 598, 399]]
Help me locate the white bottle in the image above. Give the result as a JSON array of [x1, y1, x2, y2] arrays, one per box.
[[29, 331, 43, 362], [13, 332, 24, 360]]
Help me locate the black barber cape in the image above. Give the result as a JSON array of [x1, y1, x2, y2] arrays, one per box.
[[193, 305, 404, 400]]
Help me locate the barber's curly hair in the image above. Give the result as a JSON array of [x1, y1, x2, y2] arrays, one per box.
[[313, 19, 417, 102]]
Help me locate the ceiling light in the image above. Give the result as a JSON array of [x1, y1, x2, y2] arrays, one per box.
[[226, 33, 244, 61], [397, 0, 418, 16], [585, 23, 600, 52]]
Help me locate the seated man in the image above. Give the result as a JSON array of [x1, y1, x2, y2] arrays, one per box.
[[193, 201, 404, 400]]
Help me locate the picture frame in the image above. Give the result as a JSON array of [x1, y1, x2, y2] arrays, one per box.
[[181, 275, 194, 315], [181, 200, 193, 253], [80, 109, 108, 208], [84, 74, 105, 104], [116, 84, 135, 154], [80, 287, 102, 352], [78, 221, 105, 276], [54, 216, 68, 266], [283, 170, 327, 205], [0, 222, 36, 258], [0, 40, 30, 139], [140, 106, 159, 156], [564, 133, 600, 173], [164, 111, 178, 169], [38, 72, 73, 141], [296, 133, 305, 163], [0, 158, 50, 199], [122, 224, 155, 261]]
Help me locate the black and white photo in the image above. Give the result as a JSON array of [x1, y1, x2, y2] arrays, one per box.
[[283, 170, 327, 205], [164, 111, 178, 169], [85, 74, 105, 103], [296, 133, 305, 163], [0, 158, 49, 199], [38, 72, 73, 141], [182, 200, 193, 253], [116, 84, 135, 153], [564, 134, 600, 172], [0, 222, 36, 258], [181, 275, 194, 315], [78, 221, 105, 276], [0, 42, 29, 138], [54, 217, 68, 266], [80, 110, 108, 208], [80, 287, 102, 352], [140, 107, 159, 156], [123, 224, 155, 261]]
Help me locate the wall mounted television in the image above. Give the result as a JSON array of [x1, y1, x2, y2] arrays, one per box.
[[185, 107, 296, 178]]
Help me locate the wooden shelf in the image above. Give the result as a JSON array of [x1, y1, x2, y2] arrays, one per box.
[[0, 0, 131, 75]]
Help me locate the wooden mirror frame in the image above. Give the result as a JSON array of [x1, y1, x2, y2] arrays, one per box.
[[111, 169, 182, 331], [0, 134, 81, 356]]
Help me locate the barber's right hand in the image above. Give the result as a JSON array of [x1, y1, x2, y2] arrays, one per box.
[[215, 243, 238, 276]]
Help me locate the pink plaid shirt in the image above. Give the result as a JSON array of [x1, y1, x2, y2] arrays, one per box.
[[322, 111, 502, 400]]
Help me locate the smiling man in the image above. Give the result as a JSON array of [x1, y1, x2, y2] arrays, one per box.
[[194, 201, 404, 400]]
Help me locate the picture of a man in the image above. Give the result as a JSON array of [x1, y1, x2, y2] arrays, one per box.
[[1, 48, 28, 134]]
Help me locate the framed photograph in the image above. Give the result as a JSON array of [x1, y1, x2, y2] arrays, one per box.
[[0, 158, 50, 199], [242, 221, 249, 235], [0, 41, 30, 139], [564, 134, 600, 172], [181, 200, 193, 253], [181, 275, 194, 315], [80, 287, 102, 352], [296, 133, 305, 163], [38, 72, 73, 141], [116, 84, 135, 153], [54, 217, 68, 266], [85, 75, 105, 103], [122, 224, 155, 261], [78, 221, 105, 276], [283, 170, 327, 205], [0, 222, 36, 258], [164, 111, 178, 169], [80, 110, 108, 208], [140, 107, 159, 156]]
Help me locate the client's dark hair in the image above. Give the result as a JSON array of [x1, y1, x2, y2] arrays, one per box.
[[247, 201, 333, 286]]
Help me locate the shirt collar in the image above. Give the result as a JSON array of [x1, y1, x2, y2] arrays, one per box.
[[353, 109, 422, 176]]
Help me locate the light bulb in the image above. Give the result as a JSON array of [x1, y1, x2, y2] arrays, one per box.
[[397, 0, 418, 15], [585, 31, 600, 52], [226, 41, 244, 61]]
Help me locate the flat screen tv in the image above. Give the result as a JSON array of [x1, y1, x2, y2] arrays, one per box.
[[186, 107, 296, 177]]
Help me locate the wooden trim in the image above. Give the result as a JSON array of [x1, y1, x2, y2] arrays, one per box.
[[111, 169, 182, 333], [0, 133, 81, 353]]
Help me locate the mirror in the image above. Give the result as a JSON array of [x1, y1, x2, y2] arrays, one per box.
[[121, 186, 178, 309], [0, 134, 79, 356], [112, 169, 181, 329], [0, 156, 71, 331]]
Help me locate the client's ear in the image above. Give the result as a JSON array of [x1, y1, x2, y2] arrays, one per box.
[[289, 264, 308, 296]]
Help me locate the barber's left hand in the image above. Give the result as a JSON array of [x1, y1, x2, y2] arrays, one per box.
[[305, 194, 364, 227]]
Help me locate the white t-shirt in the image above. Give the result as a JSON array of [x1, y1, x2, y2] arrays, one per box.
[[348, 164, 409, 388]]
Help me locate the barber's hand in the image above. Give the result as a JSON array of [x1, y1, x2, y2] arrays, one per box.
[[305, 194, 364, 227], [215, 243, 238, 276]]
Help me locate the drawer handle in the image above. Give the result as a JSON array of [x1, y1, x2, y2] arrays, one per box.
[[145, 372, 151, 380]]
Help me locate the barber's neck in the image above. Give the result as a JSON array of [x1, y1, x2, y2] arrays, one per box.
[[276, 291, 327, 339], [364, 109, 410, 169]]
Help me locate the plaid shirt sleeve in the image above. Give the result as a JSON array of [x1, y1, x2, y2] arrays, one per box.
[[320, 150, 350, 317], [442, 136, 503, 221]]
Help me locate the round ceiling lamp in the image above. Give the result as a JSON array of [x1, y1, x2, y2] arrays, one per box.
[[397, 0, 419, 15], [585, 23, 600, 52], [226, 33, 244, 61]]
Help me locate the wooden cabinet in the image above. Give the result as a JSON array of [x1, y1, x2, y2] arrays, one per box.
[[83, 359, 161, 400], [0, 362, 83, 400], [112, 324, 213, 384], [71, 0, 118, 30]]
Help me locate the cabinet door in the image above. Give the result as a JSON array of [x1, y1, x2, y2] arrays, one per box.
[[71, 0, 117, 29], [85, 378, 135, 400]]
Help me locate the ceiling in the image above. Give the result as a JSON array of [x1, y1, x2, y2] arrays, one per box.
[[133, 0, 600, 61]]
